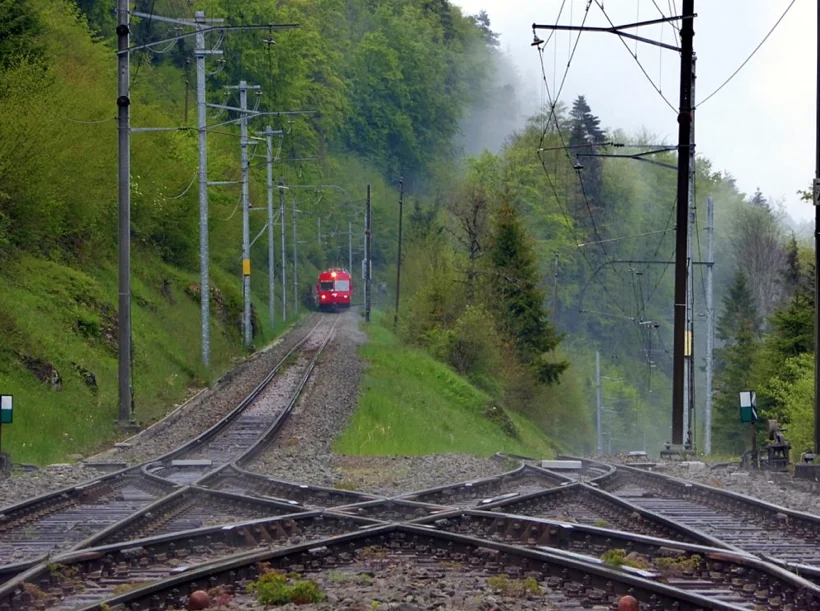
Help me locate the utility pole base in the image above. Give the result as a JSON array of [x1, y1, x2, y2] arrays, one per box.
[[659, 443, 694, 461], [116, 419, 141, 434]]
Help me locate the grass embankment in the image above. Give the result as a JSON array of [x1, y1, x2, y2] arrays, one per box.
[[0, 254, 300, 465], [335, 318, 558, 458]]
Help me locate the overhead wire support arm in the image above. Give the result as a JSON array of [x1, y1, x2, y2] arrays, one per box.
[[532, 13, 694, 52], [118, 24, 300, 55], [577, 150, 678, 171]]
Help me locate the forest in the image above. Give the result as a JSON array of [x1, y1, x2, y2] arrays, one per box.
[[0, 0, 814, 461]]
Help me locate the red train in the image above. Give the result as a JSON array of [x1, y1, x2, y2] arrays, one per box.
[[315, 268, 353, 311]]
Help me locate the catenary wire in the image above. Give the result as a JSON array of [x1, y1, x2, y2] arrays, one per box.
[[697, 0, 798, 108], [593, 0, 677, 112]]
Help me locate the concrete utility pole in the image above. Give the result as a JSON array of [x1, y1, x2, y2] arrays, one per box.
[[292, 191, 298, 314], [317, 218, 322, 251], [684, 54, 697, 450], [704, 195, 715, 455], [348, 221, 352, 274], [672, 0, 696, 447], [263, 126, 282, 329], [393, 177, 404, 332], [116, 0, 132, 426], [280, 177, 287, 320], [596, 350, 603, 456], [229, 80, 261, 347], [815, 1, 820, 455], [195, 13, 212, 367], [365, 184, 372, 322]]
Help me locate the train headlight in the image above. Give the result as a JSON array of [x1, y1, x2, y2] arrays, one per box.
[[320, 294, 326, 300]]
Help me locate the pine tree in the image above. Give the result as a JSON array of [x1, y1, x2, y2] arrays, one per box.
[[712, 270, 760, 454], [750, 188, 769, 211], [490, 202, 568, 384], [568, 95, 607, 224]]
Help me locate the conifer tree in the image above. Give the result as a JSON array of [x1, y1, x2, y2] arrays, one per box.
[[489, 202, 568, 384], [713, 270, 760, 453]]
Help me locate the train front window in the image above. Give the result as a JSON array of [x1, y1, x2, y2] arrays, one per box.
[[334, 280, 350, 291], [320, 281, 334, 291]]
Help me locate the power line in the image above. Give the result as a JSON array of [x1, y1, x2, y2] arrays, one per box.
[[593, 0, 677, 112], [697, 0, 798, 107]]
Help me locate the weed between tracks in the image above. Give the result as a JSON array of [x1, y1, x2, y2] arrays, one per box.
[[600, 548, 703, 577], [247, 567, 325, 605], [487, 574, 541, 597]]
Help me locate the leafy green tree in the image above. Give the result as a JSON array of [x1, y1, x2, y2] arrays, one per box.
[[712, 270, 760, 454], [489, 202, 568, 384], [0, 0, 41, 69]]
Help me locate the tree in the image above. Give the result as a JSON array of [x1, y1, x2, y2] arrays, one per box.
[[728, 204, 787, 322], [0, 0, 41, 70], [489, 202, 568, 384], [568, 95, 607, 226], [749, 187, 769, 212], [470, 10, 499, 48], [712, 270, 760, 454]]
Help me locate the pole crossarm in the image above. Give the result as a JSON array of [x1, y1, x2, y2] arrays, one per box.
[[119, 24, 299, 54], [577, 152, 678, 171], [532, 14, 695, 52]]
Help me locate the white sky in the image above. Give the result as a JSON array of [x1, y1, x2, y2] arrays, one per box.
[[452, 0, 816, 222]]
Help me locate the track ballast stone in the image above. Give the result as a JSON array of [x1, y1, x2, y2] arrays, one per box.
[[248, 311, 511, 496]]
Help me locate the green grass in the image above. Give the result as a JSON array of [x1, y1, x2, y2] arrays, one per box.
[[0, 252, 301, 464], [334, 314, 558, 458]]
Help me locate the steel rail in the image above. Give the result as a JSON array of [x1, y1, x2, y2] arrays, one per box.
[[196, 465, 380, 507], [398, 463, 573, 507]]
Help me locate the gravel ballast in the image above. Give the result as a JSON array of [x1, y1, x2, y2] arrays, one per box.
[[247, 310, 511, 496]]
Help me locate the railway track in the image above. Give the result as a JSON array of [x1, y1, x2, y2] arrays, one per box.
[[482, 481, 729, 547], [0, 315, 339, 573], [0, 472, 176, 566], [414, 509, 820, 610], [57, 524, 750, 611], [148, 315, 340, 485], [0, 511, 380, 610], [603, 463, 820, 582]]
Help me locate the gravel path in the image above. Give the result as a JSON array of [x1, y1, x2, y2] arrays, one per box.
[[0, 314, 320, 508], [247, 310, 511, 496]]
